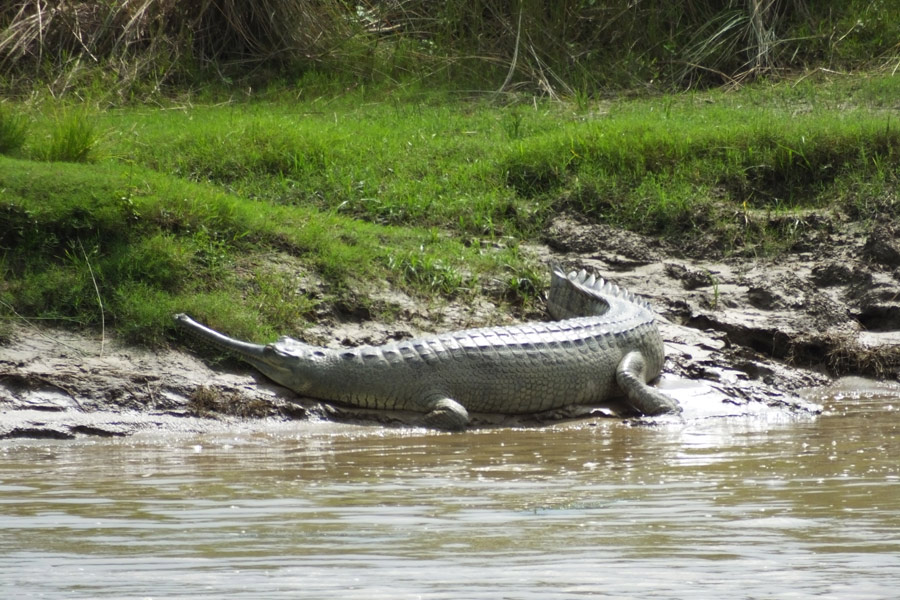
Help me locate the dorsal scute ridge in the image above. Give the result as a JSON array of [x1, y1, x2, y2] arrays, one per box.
[[559, 265, 651, 310]]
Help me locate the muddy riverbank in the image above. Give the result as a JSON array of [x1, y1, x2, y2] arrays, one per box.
[[2, 215, 899, 438]]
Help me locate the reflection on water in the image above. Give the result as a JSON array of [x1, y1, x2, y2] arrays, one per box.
[[1, 382, 899, 599]]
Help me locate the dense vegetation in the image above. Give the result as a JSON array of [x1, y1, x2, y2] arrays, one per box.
[[2, 1, 898, 98], [0, 2, 898, 345]]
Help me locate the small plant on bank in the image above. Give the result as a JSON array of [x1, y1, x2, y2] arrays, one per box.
[[0, 105, 27, 154], [502, 265, 543, 310], [502, 108, 525, 140], [706, 270, 720, 311]]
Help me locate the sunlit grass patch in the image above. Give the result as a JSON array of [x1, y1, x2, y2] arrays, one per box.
[[501, 88, 900, 240]]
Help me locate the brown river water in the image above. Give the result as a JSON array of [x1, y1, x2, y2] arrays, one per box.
[[1, 380, 898, 599]]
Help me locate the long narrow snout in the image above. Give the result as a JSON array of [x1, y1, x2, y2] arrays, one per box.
[[174, 313, 268, 360]]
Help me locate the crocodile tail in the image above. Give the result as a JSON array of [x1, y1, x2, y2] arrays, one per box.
[[547, 263, 650, 319]]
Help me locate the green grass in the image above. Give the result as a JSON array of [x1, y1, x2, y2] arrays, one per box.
[[98, 75, 898, 241], [1, 73, 898, 344], [0, 153, 531, 344]]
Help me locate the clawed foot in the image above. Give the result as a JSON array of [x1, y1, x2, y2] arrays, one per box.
[[616, 351, 682, 416], [423, 398, 470, 431]]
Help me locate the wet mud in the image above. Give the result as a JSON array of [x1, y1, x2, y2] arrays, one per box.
[[2, 215, 898, 438]]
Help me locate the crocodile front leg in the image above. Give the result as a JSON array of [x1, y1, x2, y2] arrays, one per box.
[[615, 351, 682, 416], [422, 397, 470, 431]]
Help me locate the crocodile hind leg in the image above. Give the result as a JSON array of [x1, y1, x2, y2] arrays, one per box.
[[423, 397, 470, 431], [615, 351, 682, 416]]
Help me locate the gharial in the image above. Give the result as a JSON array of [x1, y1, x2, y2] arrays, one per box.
[[175, 264, 681, 430]]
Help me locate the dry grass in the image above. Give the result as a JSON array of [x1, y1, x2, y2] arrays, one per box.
[[823, 332, 900, 380], [0, 0, 355, 96], [2, 2, 896, 98]]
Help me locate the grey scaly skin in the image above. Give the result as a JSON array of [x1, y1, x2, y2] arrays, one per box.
[[175, 264, 681, 430]]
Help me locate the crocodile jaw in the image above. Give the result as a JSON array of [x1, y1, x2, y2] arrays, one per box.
[[174, 313, 305, 391]]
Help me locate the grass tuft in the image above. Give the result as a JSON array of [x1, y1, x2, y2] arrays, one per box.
[[39, 111, 98, 163], [0, 104, 27, 154], [387, 251, 471, 298]]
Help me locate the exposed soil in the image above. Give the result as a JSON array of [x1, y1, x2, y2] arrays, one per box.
[[2, 214, 899, 438]]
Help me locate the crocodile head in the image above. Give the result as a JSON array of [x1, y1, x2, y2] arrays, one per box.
[[174, 313, 320, 394]]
